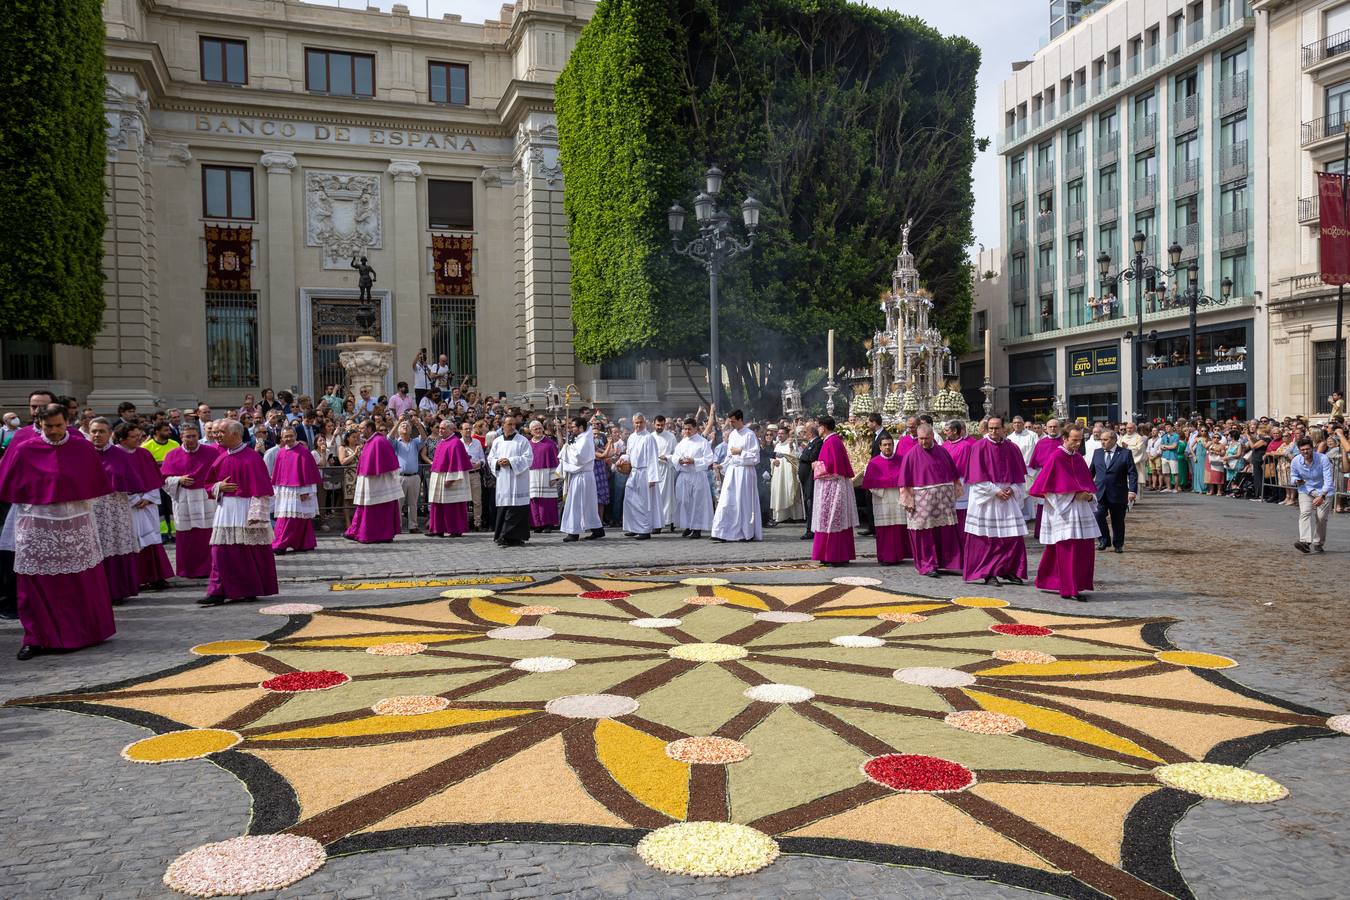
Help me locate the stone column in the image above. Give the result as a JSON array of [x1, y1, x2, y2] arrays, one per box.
[[88, 72, 159, 412], [387, 158, 424, 383], [261, 150, 299, 391]]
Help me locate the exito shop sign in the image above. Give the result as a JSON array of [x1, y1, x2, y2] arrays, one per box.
[[1069, 347, 1119, 377]]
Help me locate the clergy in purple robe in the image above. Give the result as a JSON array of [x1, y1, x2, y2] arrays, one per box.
[[428, 421, 472, 537], [898, 424, 963, 577], [862, 436, 909, 565], [943, 421, 978, 537], [810, 417, 858, 566], [161, 424, 220, 577], [527, 421, 561, 531], [1028, 420, 1064, 541], [117, 423, 175, 590], [963, 417, 1030, 586], [199, 421, 279, 605], [1030, 425, 1101, 601], [90, 419, 144, 603], [0, 404, 115, 659], [272, 428, 323, 553], [345, 424, 402, 543]]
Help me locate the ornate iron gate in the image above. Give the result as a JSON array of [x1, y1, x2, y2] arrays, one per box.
[[312, 298, 382, 394]]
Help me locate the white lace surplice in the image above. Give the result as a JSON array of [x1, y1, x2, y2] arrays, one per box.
[[964, 482, 1029, 538], [811, 475, 859, 534], [528, 468, 557, 500], [870, 487, 908, 527], [274, 485, 319, 518], [428, 470, 470, 504], [210, 494, 275, 546], [13, 500, 104, 576], [353, 471, 402, 506], [92, 492, 141, 558], [163, 476, 215, 531], [1038, 492, 1102, 544], [129, 490, 162, 549]]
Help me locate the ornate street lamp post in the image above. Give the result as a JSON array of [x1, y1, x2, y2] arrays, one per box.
[[1097, 233, 1179, 423], [668, 167, 763, 411], [1178, 265, 1233, 420]]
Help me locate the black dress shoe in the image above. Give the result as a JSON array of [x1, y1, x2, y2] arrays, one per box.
[[1313, 544, 1325, 553], [983, 576, 1002, 587], [197, 596, 225, 607], [634, 533, 651, 541], [150, 580, 171, 591], [710, 537, 727, 543], [1068, 594, 1087, 602], [1113, 547, 1123, 553], [922, 571, 940, 578], [681, 529, 692, 538], [689, 530, 702, 539], [240, 596, 258, 603], [1097, 540, 1109, 551], [562, 534, 580, 543], [584, 529, 606, 540], [623, 532, 636, 537], [800, 532, 813, 540], [1003, 576, 1025, 585], [1294, 541, 1311, 554], [0, 610, 18, 621], [16, 644, 38, 661]]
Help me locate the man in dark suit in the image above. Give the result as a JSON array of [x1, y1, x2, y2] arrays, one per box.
[[797, 421, 822, 540], [1090, 429, 1137, 552]]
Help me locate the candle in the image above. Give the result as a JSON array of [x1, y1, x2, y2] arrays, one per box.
[[984, 327, 992, 380], [828, 329, 835, 377]]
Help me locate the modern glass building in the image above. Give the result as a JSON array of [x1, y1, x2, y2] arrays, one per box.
[[998, 0, 1262, 423]]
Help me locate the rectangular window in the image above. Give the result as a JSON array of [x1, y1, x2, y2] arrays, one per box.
[[1099, 165, 1119, 194], [429, 61, 469, 105], [202, 165, 254, 220], [205, 292, 259, 388], [1066, 178, 1085, 206], [1067, 126, 1084, 154], [1011, 202, 1026, 227], [428, 180, 474, 231], [1099, 108, 1118, 138], [1220, 182, 1247, 214], [1010, 154, 1026, 181], [1175, 136, 1198, 162], [1175, 69, 1198, 98], [1221, 46, 1248, 79], [1134, 91, 1156, 121], [1327, 80, 1350, 122], [430, 296, 477, 384], [0, 336, 54, 381], [1134, 152, 1157, 180], [1099, 223, 1118, 266], [601, 354, 640, 381], [304, 49, 375, 97], [1221, 252, 1249, 296], [1316, 340, 1346, 412], [200, 37, 247, 85], [1220, 113, 1248, 148], [1037, 141, 1055, 169]]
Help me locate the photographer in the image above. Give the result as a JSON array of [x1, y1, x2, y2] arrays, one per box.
[[412, 349, 432, 404], [1290, 437, 1333, 553]]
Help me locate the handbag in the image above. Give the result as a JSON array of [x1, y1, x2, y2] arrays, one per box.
[[812, 460, 828, 480], [616, 459, 632, 476]]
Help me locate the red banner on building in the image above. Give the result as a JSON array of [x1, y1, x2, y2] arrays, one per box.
[[432, 234, 474, 296], [205, 225, 253, 291], [1318, 172, 1350, 286]]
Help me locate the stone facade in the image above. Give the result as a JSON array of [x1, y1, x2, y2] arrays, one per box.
[[3, 0, 702, 414]]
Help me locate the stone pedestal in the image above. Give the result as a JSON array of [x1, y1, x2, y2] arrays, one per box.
[[337, 336, 395, 399]]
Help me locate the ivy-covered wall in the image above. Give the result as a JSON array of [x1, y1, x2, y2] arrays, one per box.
[[0, 0, 107, 347], [557, 0, 981, 410]]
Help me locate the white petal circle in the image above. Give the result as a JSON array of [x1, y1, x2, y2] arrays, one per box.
[[545, 693, 640, 718], [631, 617, 682, 629], [830, 635, 886, 648], [754, 611, 815, 624], [744, 683, 815, 703], [486, 625, 555, 641], [511, 657, 577, 673], [894, 667, 977, 688]]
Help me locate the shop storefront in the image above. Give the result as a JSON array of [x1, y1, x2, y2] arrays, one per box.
[[1009, 350, 1056, 422], [960, 360, 985, 418], [1065, 341, 1120, 425], [1139, 320, 1253, 421]]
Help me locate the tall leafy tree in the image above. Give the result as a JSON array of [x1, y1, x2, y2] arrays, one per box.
[[0, 0, 107, 347], [559, 0, 980, 412]]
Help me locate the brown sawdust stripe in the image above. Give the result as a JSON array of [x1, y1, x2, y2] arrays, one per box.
[[604, 598, 703, 644], [547, 632, 674, 651], [717, 659, 772, 687], [441, 669, 530, 701], [240, 715, 539, 752], [984, 607, 1019, 624], [978, 770, 1161, 786], [241, 652, 299, 675], [934, 687, 981, 711], [714, 701, 777, 740], [322, 608, 490, 631], [559, 573, 602, 592], [272, 629, 482, 645], [548, 610, 632, 622], [745, 651, 898, 679], [687, 763, 731, 822], [215, 692, 293, 731], [697, 585, 714, 597], [616, 714, 687, 743], [989, 679, 1328, 726], [572, 652, 670, 666], [862, 620, 901, 638], [606, 597, 657, 619], [602, 658, 696, 698], [285, 714, 579, 844], [974, 685, 1192, 765], [1052, 617, 1177, 632], [810, 694, 951, 722], [419, 648, 519, 663], [239, 698, 546, 738], [957, 653, 1152, 675], [17, 680, 268, 704], [348, 664, 504, 683], [749, 641, 837, 652], [941, 790, 1178, 900], [749, 781, 892, 835], [792, 702, 896, 757], [713, 583, 853, 646], [562, 724, 675, 829]]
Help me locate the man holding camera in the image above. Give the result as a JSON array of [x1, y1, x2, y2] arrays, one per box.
[[1291, 437, 1333, 554]]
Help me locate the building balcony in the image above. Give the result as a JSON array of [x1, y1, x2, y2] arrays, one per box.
[[1065, 202, 1086, 233], [1174, 222, 1200, 259], [1187, 19, 1206, 46], [1299, 195, 1318, 225], [1144, 44, 1161, 69], [1032, 107, 1044, 129], [1303, 29, 1350, 70], [1172, 94, 1200, 136], [1097, 132, 1120, 166], [1220, 140, 1248, 184], [1173, 159, 1201, 198], [1167, 31, 1184, 57], [1009, 226, 1028, 256], [1133, 175, 1157, 211], [1065, 147, 1086, 180], [1037, 268, 1057, 292], [1067, 256, 1087, 289], [1009, 177, 1027, 204], [1098, 189, 1120, 223], [1010, 273, 1029, 302], [1220, 208, 1249, 251], [1037, 167, 1056, 190], [1219, 71, 1248, 117], [1074, 85, 1087, 108], [1036, 212, 1057, 241], [1106, 64, 1121, 89], [1301, 110, 1350, 147], [1133, 114, 1157, 153]]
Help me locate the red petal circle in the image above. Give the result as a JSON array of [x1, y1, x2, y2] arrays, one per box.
[[577, 590, 631, 600], [261, 670, 350, 692], [862, 754, 975, 793], [989, 623, 1055, 637]]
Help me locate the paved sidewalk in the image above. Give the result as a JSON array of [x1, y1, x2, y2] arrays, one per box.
[[0, 494, 1345, 898]]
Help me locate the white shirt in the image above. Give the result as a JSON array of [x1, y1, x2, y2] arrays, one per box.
[[413, 361, 432, 390]]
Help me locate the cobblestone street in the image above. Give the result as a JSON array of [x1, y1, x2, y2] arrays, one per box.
[[1, 494, 1346, 898]]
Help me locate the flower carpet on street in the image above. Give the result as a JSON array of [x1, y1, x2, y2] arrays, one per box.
[[7, 575, 1344, 898]]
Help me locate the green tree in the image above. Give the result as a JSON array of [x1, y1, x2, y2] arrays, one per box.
[[558, 0, 980, 412], [0, 0, 107, 347]]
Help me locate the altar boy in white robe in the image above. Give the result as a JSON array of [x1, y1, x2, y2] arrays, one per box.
[[710, 410, 763, 542], [487, 416, 533, 547], [621, 414, 660, 540], [558, 416, 605, 542], [652, 416, 678, 533], [673, 418, 714, 538]]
